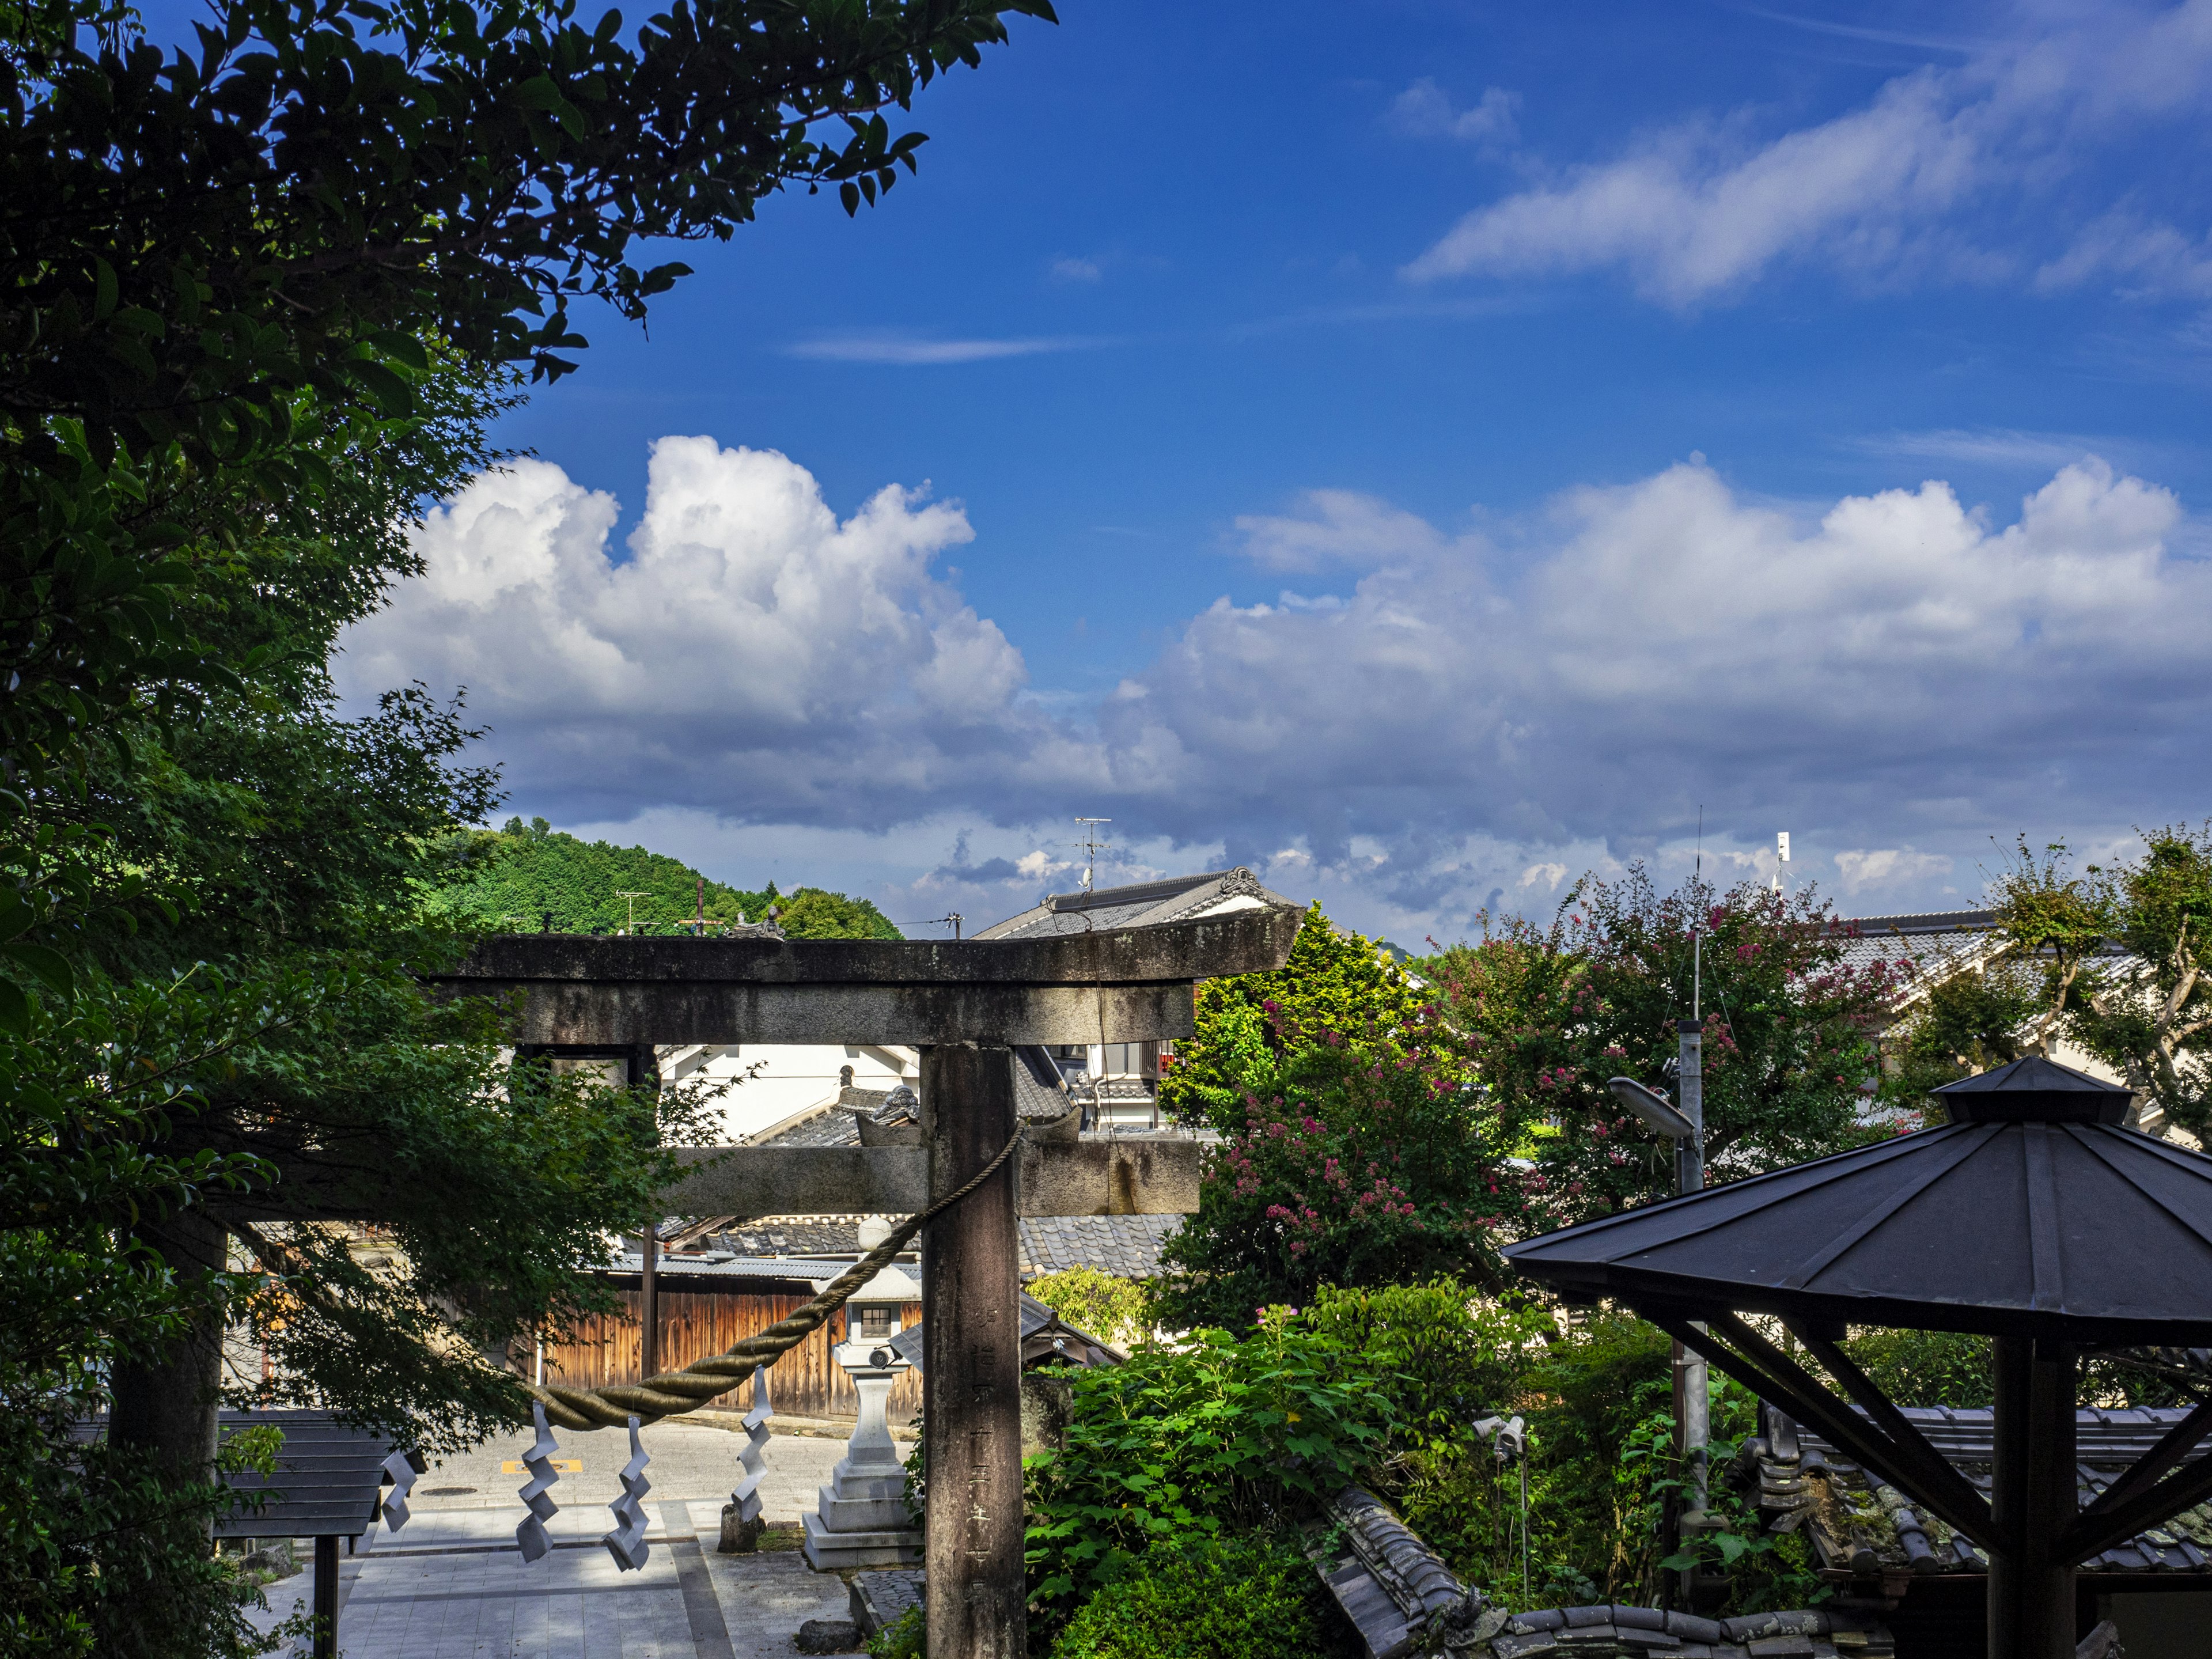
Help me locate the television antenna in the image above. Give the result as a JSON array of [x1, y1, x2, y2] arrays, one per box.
[[1073, 818, 1112, 892], [615, 891, 650, 934]]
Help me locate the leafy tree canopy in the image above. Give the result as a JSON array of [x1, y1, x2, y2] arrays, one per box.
[[1154, 908, 1532, 1325], [1159, 903, 1428, 1129], [425, 822, 901, 938], [1425, 869, 1900, 1226], [0, 0, 1050, 976], [1895, 827, 2212, 1135]]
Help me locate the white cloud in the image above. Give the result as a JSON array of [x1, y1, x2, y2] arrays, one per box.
[[786, 333, 1091, 365], [1404, 3, 2212, 304], [1832, 849, 1955, 896], [1232, 489, 1449, 571], [344, 440, 2212, 935], [1050, 256, 1104, 283], [337, 438, 1088, 827], [1389, 80, 1520, 146]]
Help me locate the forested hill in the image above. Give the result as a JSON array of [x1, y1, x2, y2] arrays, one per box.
[[422, 819, 903, 938]]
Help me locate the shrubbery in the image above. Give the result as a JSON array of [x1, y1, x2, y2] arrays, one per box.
[[1047, 1535, 1347, 1659], [1027, 1268, 1152, 1350], [1024, 1310, 1385, 1637]]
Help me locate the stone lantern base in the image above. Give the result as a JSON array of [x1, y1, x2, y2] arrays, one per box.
[[802, 1344, 923, 1571]]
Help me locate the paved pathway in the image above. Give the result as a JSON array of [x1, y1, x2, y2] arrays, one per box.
[[249, 1430, 858, 1658]]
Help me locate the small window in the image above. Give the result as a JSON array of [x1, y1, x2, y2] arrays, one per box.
[[857, 1306, 895, 1339]]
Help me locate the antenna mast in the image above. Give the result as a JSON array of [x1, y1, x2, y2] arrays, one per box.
[[1073, 818, 1112, 892]]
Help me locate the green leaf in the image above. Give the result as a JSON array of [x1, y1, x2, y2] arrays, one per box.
[[363, 331, 430, 371], [0, 979, 27, 1039], [1, 942, 75, 998], [94, 257, 119, 320]]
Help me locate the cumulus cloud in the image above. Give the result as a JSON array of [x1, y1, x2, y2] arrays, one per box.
[[1833, 849, 1955, 896], [1232, 489, 1449, 572], [1050, 256, 1104, 283], [1404, 2, 2212, 304], [343, 440, 2212, 930], [1093, 454, 2207, 873], [1389, 80, 1520, 146], [336, 438, 1088, 826]]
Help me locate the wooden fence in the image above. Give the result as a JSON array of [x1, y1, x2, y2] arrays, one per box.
[[532, 1283, 925, 1423]]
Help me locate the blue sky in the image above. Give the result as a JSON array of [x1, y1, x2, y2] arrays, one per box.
[[330, 0, 2212, 942]]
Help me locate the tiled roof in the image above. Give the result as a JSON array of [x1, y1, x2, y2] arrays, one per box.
[[751, 1051, 1068, 1142], [1315, 1485, 1892, 1658], [1019, 1214, 1182, 1280], [974, 866, 1297, 941], [1831, 908, 2005, 988], [1753, 1401, 2212, 1577], [751, 1103, 861, 1147], [704, 1215, 875, 1255]]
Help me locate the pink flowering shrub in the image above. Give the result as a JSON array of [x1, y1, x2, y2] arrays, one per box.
[[1427, 866, 1904, 1228], [1157, 1003, 1542, 1328]]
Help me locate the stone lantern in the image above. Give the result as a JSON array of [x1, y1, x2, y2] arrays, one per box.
[[801, 1241, 923, 1571]]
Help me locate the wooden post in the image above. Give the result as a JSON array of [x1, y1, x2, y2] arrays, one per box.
[[921, 1043, 1025, 1659], [312, 1533, 339, 1659], [634, 1043, 661, 1382], [1988, 1336, 2078, 1659], [641, 1218, 660, 1380]]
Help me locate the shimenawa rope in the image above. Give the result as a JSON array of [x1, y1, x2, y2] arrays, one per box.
[[523, 1120, 1024, 1430]]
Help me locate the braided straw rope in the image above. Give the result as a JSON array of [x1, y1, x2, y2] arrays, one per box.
[[524, 1122, 1025, 1430]]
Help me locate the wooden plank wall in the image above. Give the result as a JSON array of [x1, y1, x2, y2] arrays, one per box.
[[534, 1286, 925, 1423]]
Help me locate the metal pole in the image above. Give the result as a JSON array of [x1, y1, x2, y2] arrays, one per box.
[[640, 1218, 659, 1381], [921, 1044, 1025, 1659], [1675, 1014, 1710, 1601]]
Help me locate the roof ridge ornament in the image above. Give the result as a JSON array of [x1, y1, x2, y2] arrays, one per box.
[[1931, 1054, 2135, 1124]]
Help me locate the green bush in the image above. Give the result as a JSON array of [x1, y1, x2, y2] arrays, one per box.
[[866, 1605, 925, 1659], [1047, 1535, 1346, 1659], [1385, 1309, 1672, 1610], [1024, 1313, 1387, 1635], [1305, 1278, 1551, 1452], [1028, 1268, 1152, 1350]]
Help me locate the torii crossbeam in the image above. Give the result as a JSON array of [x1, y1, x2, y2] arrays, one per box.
[[433, 906, 1301, 1659]]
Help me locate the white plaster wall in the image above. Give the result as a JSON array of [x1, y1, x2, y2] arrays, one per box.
[[659, 1042, 916, 1142]]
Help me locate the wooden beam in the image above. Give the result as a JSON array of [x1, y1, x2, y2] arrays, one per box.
[[921, 1044, 1025, 1659], [1987, 1338, 2077, 1659], [2057, 1416, 2212, 1563], [1787, 1321, 1998, 1544], [2070, 1392, 2212, 1529], [1649, 1311, 1994, 1543]]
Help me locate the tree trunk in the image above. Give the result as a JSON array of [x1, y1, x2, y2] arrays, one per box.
[[109, 1207, 231, 1517]]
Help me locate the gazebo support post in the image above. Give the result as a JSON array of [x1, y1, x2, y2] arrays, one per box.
[[921, 1043, 1025, 1659], [1988, 1337, 2078, 1659]]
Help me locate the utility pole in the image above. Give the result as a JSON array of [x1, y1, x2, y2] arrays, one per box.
[[1605, 827, 1711, 1607], [615, 891, 649, 934], [1073, 818, 1111, 892]]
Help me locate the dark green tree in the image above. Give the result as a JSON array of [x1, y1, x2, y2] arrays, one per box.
[[1, 1, 1054, 1646], [1426, 869, 1902, 1226], [1983, 828, 2212, 1135], [1155, 908, 1536, 1327], [1159, 904, 1427, 1129]]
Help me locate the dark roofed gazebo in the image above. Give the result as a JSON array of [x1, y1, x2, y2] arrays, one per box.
[[1503, 1056, 2212, 1659]]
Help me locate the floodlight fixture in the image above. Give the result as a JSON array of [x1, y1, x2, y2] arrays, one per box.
[[1607, 1075, 1696, 1141]]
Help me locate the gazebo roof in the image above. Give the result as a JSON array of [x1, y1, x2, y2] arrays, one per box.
[[1503, 1056, 2212, 1344]]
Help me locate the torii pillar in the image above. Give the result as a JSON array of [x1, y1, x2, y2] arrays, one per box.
[[435, 908, 1300, 1658]]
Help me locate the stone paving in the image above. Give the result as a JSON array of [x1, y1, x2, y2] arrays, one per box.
[[249, 1429, 856, 1658]]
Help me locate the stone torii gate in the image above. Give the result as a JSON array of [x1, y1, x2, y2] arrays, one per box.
[[436, 907, 1301, 1659]]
